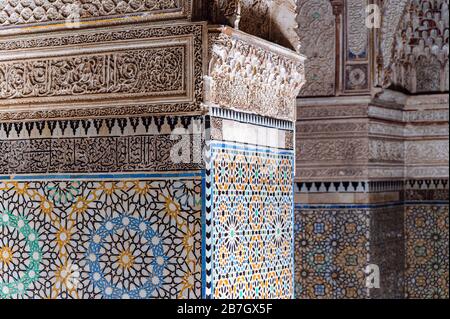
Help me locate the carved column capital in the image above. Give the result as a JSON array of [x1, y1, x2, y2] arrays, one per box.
[[205, 26, 306, 121]]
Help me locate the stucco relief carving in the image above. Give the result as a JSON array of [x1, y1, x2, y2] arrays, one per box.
[[297, 122, 368, 135], [369, 139, 405, 162], [297, 0, 336, 96], [368, 167, 405, 179], [0, 0, 186, 28], [297, 138, 369, 162], [370, 122, 405, 137], [296, 167, 367, 179], [206, 29, 305, 121], [210, 0, 242, 28], [238, 0, 271, 40], [0, 47, 184, 100], [384, 0, 449, 93], [297, 94, 449, 181], [380, 0, 409, 72], [0, 23, 204, 115], [297, 104, 367, 120], [404, 125, 449, 137], [0, 103, 198, 121], [406, 140, 450, 163], [346, 0, 368, 59], [406, 166, 449, 178]]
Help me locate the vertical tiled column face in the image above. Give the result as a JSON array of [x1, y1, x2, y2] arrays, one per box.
[[370, 205, 405, 299], [0, 21, 207, 299], [404, 181, 449, 299], [294, 188, 406, 300], [294, 206, 371, 299], [203, 27, 305, 299], [207, 142, 295, 299]]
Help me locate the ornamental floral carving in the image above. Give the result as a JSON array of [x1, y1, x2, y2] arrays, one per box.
[[0, 47, 185, 101], [297, 0, 336, 96], [0, 0, 185, 27], [0, 23, 204, 116], [205, 30, 305, 121]]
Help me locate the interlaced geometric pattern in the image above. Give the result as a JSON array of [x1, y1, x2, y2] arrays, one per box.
[[294, 209, 370, 299], [405, 205, 449, 299], [208, 144, 294, 299], [0, 178, 201, 299]]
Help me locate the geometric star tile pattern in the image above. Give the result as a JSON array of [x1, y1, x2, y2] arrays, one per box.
[[405, 205, 449, 299], [0, 178, 201, 299], [208, 143, 295, 299], [294, 209, 370, 299]]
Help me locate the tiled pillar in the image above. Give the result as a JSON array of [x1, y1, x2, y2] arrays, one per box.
[[294, 93, 449, 299], [203, 27, 305, 299]]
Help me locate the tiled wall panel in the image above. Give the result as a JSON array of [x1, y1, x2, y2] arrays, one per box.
[[206, 142, 295, 299], [0, 175, 202, 299], [405, 204, 449, 299]]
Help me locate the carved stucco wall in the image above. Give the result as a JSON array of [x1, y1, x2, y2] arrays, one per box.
[[0, 0, 193, 35], [297, 0, 336, 97], [205, 27, 306, 121]]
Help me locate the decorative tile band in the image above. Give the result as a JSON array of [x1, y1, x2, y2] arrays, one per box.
[[295, 179, 450, 194], [0, 115, 203, 139], [295, 202, 448, 210], [0, 134, 203, 175], [295, 181, 369, 193], [1, 172, 202, 181], [0, 115, 205, 175]]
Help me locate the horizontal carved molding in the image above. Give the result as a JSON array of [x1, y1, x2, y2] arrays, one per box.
[[0, 114, 205, 175], [0, 22, 204, 115], [0, 45, 187, 103], [0, 0, 192, 35], [0, 103, 203, 121], [296, 179, 450, 194], [0, 135, 203, 175]]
